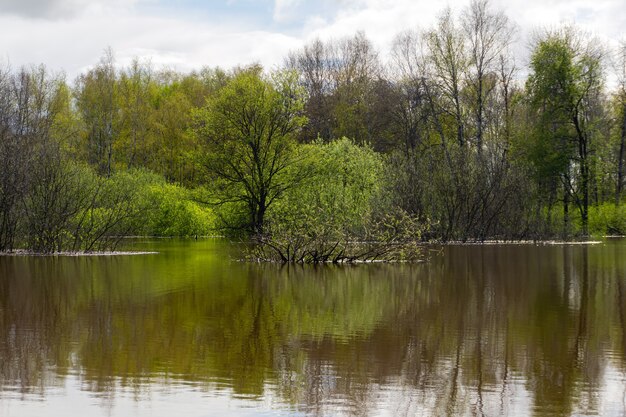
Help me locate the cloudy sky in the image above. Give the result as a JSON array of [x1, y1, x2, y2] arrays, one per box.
[[0, 0, 624, 80]]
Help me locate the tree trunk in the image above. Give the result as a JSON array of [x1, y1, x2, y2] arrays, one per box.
[[253, 195, 267, 235], [476, 72, 483, 155], [581, 160, 589, 236], [617, 108, 626, 206], [573, 112, 589, 236], [563, 186, 570, 239]]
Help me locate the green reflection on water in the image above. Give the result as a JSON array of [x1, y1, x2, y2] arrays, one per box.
[[1, 239, 626, 416]]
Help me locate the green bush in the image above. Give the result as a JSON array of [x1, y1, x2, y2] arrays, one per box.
[[144, 182, 215, 237], [104, 169, 216, 237], [268, 137, 385, 237], [251, 138, 424, 263], [188, 184, 248, 237], [536, 202, 626, 238], [68, 168, 216, 245], [588, 203, 626, 236]]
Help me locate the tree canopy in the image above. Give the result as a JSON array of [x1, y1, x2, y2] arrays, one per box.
[[193, 68, 307, 235]]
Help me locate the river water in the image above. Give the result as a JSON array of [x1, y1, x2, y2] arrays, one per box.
[[1, 239, 626, 416]]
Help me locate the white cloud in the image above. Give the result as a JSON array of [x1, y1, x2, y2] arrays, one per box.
[[293, 0, 626, 77], [303, 0, 443, 47], [0, 6, 301, 80], [0, 0, 138, 18], [0, 0, 624, 82], [273, 0, 302, 23]]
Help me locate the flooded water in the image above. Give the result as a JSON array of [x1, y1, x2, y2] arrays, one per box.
[[1, 239, 626, 416]]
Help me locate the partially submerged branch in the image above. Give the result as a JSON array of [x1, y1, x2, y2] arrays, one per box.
[[246, 210, 427, 264]]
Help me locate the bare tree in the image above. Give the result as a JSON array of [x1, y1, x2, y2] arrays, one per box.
[[0, 65, 60, 250], [286, 39, 334, 142], [426, 7, 468, 148], [0, 65, 27, 250], [286, 33, 387, 147], [496, 50, 517, 146], [461, 0, 516, 152], [390, 31, 433, 152]]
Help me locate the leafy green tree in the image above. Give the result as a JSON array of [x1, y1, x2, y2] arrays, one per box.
[[74, 49, 119, 176], [329, 32, 383, 145], [269, 137, 384, 235], [526, 28, 604, 236], [193, 67, 307, 234], [116, 58, 157, 170], [255, 138, 425, 262], [151, 79, 196, 184]]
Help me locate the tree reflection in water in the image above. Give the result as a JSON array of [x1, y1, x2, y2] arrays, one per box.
[[1, 239, 626, 416]]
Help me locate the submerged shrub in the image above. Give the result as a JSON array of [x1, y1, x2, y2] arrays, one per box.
[[254, 138, 425, 263]]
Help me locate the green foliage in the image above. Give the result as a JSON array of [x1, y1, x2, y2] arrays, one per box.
[[588, 203, 626, 236], [526, 33, 579, 182], [115, 58, 159, 171], [67, 168, 153, 251], [525, 28, 605, 235], [193, 67, 308, 234], [5, 20, 626, 249], [18, 163, 215, 252], [74, 49, 118, 176], [534, 203, 626, 237], [256, 138, 425, 262], [270, 137, 384, 236], [100, 169, 215, 238], [143, 182, 215, 237]]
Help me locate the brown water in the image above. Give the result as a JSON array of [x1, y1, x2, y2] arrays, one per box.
[[1, 239, 626, 416]]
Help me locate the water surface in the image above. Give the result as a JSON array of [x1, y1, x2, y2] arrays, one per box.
[[1, 239, 626, 416]]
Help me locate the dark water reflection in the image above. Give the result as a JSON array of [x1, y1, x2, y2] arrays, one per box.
[[1, 239, 626, 416]]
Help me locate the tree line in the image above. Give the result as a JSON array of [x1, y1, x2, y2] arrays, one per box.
[[1, 0, 626, 254]]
